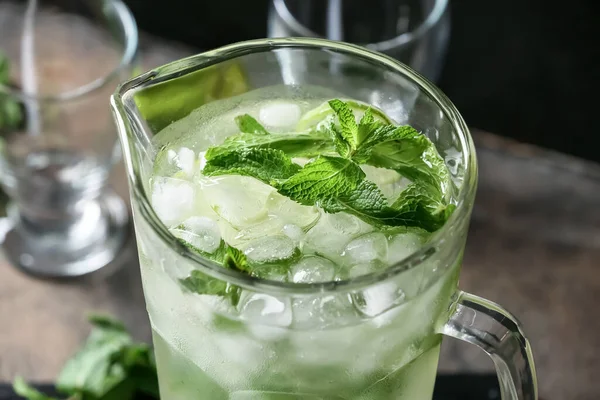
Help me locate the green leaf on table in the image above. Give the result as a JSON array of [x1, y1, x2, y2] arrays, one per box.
[[278, 155, 365, 205], [56, 316, 132, 398], [13, 377, 65, 400], [50, 314, 159, 400], [234, 114, 269, 135], [13, 316, 158, 400], [203, 148, 300, 185]]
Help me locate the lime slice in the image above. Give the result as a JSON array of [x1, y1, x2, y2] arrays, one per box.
[[134, 62, 249, 133], [296, 99, 393, 131]]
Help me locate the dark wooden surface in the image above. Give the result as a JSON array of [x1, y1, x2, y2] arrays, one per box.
[[0, 37, 599, 400]]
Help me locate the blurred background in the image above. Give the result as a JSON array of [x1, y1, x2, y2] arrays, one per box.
[[125, 0, 600, 162]]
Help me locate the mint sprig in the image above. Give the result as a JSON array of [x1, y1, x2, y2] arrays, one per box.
[[203, 99, 454, 232], [14, 315, 159, 400]]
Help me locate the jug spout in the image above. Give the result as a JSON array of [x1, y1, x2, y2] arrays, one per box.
[[110, 59, 250, 192]]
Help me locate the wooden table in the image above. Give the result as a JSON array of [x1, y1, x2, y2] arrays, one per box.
[[1, 37, 599, 400]]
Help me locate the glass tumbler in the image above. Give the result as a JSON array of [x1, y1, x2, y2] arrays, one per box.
[[268, 0, 451, 82], [112, 38, 537, 399], [0, 0, 138, 277]]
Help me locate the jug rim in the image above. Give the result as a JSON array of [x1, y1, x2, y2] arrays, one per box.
[[111, 37, 477, 295]]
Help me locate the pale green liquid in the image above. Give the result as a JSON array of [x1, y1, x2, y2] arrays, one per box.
[[142, 85, 462, 399], [153, 328, 441, 399]]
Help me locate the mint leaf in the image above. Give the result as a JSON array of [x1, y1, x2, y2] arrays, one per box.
[[177, 241, 250, 305], [180, 269, 241, 306], [56, 316, 133, 397], [369, 137, 451, 199], [352, 125, 420, 163], [203, 148, 300, 185], [329, 124, 352, 158], [205, 130, 334, 159], [278, 156, 365, 205], [389, 183, 455, 231], [13, 377, 64, 400], [322, 180, 451, 232], [328, 99, 358, 150], [224, 245, 250, 273], [14, 317, 158, 400], [235, 114, 269, 135]]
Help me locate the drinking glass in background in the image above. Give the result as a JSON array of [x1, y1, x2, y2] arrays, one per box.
[[0, 0, 138, 277], [268, 0, 450, 82]]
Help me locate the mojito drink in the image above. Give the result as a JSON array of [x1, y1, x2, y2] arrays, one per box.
[[139, 85, 462, 399]]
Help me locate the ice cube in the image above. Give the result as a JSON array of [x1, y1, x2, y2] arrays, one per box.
[[237, 217, 285, 243], [201, 176, 274, 228], [174, 147, 196, 176], [303, 212, 371, 264], [344, 232, 388, 264], [292, 294, 359, 329], [282, 223, 304, 242], [197, 151, 207, 170], [244, 235, 296, 263], [327, 212, 362, 235], [151, 177, 196, 227], [387, 232, 423, 265], [352, 281, 406, 317], [259, 101, 301, 128], [290, 256, 335, 283], [266, 192, 320, 229], [170, 216, 221, 254], [238, 292, 292, 327]]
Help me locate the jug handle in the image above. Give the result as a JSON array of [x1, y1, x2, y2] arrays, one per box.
[[440, 291, 538, 400]]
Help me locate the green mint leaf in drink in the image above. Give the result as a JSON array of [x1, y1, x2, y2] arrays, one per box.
[[234, 114, 269, 135], [204, 130, 334, 160], [224, 245, 250, 273], [327, 99, 358, 151], [180, 270, 241, 306], [321, 180, 448, 232], [278, 155, 365, 205], [234, 114, 267, 135], [203, 148, 300, 185], [369, 136, 452, 201]]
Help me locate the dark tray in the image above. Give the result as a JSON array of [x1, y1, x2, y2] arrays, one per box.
[[0, 374, 500, 400]]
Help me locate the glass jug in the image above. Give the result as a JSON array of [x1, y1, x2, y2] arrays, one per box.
[[111, 38, 537, 400]]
